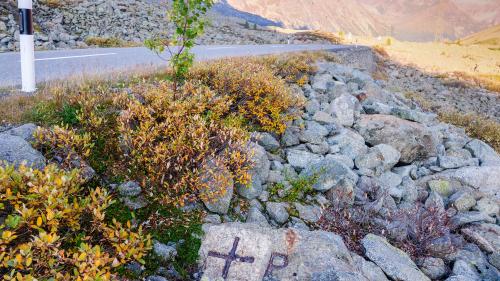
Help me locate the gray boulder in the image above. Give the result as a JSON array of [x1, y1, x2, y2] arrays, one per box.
[[327, 129, 368, 160], [0, 134, 46, 169], [355, 144, 400, 172], [312, 73, 334, 93], [248, 142, 271, 183], [451, 211, 496, 229], [465, 139, 500, 166], [5, 123, 38, 141], [300, 158, 358, 192], [153, 240, 177, 262], [328, 94, 359, 127], [293, 202, 322, 223], [445, 260, 480, 281], [236, 175, 263, 200], [461, 224, 500, 254], [449, 191, 476, 212], [117, 181, 142, 197], [299, 121, 330, 144], [312, 111, 336, 125], [246, 207, 269, 227], [354, 114, 439, 163], [390, 107, 436, 124], [286, 149, 323, 170], [266, 202, 289, 224], [351, 254, 389, 281], [362, 234, 431, 281], [417, 257, 448, 280], [437, 156, 478, 169], [255, 132, 280, 152]]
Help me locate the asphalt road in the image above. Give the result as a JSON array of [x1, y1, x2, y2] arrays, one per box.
[[0, 44, 354, 88]]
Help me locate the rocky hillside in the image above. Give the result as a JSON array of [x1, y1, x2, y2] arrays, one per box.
[[1, 49, 499, 280], [224, 0, 387, 37], [0, 0, 332, 52], [224, 0, 499, 41]]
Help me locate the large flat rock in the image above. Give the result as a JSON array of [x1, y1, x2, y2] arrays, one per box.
[[199, 223, 370, 281]]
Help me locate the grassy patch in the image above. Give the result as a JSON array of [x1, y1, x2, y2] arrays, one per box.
[[85, 36, 139, 48], [105, 201, 204, 279], [269, 172, 319, 202], [404, 92, 500, 153], [439, 111, 500, 153]]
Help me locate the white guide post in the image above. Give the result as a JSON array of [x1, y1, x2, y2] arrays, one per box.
[[18, 0, 36, 92]]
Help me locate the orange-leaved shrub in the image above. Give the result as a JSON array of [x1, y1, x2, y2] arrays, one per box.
[[34, 125, 94, 168], [255, 52, 338, 85], [114, 81, 253, 205], [0, 164, 151, 280], [189, 59, 305, 134]]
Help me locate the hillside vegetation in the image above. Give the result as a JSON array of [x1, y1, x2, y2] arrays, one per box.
[[462, 24, 500, 46]]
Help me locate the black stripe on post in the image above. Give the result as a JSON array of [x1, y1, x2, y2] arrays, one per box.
[[19, 9, 34, 35]]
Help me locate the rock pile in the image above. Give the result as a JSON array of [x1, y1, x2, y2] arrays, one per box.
[[198, 60, 500, 280], [1, 52, 499, 280], [0, 0, 332, 52], [381, 58, 500, 123]]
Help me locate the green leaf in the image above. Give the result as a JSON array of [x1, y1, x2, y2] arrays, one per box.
[[5, 215, 21, 229]]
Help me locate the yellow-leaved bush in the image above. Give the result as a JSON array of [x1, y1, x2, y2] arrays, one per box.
[[189, 59, 305, 134], [0, 164, 151, 280], [114, 82, 253, 205]]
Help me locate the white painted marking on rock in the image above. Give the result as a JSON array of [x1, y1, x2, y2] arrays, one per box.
[[34, 53, 117, 61]]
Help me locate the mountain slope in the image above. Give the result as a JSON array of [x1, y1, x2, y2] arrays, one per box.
[[360, 0, 485, 41], [224, 0, 387, 36], [462, 24, 500, 46], [222, 0, 498, 41], [452, 0, 500, 26]]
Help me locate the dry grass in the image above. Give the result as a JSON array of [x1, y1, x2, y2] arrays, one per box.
[[448, 72, 500, 93], [404, 92, 500, 153], [358, 36, 500, 93], [85, 37, 140, 48], [294, 30, 342, 44], [372, 45, 389, 58], [439, 111, 500, 152], [38, 0, 83, 8]]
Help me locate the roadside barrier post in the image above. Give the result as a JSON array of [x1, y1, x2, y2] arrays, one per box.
[[18, 0, 36, 92]]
